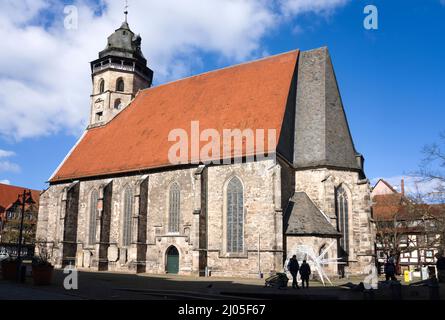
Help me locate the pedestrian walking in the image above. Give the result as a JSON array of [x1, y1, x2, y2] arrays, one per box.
[[435, 252, 445, 283], [299, 260, 311, 288], [287, 255, 300, 289], [384, 258, 397, 282]]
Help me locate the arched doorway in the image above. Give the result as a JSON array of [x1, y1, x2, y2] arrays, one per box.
[[166, 246, 179, 274]]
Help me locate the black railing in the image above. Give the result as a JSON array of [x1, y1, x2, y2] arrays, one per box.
[[0, 243, 35, 260]]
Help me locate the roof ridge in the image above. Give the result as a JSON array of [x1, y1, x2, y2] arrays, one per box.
[[374, 178, 398, 193], [0, 182, 40, 192], [92, 49, 300, 129], [51, 48, 299, 182], [140, 49, 300, 94], [48, 130, 88, 182]]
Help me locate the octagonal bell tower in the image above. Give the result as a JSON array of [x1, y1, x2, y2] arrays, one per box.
[[89, 16, 153, 127]]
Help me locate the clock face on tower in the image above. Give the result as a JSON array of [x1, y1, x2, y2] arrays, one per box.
[[88, 18, 153, 127], [95, 98, 104, 110]]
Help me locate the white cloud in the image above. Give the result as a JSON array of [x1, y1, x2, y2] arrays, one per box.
[[0, 179, 11, 185], [279, 0, 349, 17], [0, 161, 20, 173], [0, 0, 349, 141], [0, 148, 20, 173], [0, 149, 15, 158]]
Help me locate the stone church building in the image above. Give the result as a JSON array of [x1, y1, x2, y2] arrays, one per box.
[[36, 20, 375, 277]]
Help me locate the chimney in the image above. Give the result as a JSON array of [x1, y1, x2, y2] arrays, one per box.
[[401, 178, 405, 196]]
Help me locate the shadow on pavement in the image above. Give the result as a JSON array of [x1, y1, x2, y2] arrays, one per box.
[[1, 269, 443, 300]]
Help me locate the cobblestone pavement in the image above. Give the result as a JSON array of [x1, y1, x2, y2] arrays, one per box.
[[0, 269, 444, 300]]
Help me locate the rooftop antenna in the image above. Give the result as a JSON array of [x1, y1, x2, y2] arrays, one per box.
[[124, 0, 129, 22]]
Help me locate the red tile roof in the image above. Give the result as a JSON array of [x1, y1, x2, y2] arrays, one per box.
[[0, 183, 40, 214], [51, 50, 299, 182], [373, 193, 445, 221], [372, 193, 404, 221]]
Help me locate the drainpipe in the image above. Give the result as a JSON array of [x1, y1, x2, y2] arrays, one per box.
[[258, 233, 262, 278]]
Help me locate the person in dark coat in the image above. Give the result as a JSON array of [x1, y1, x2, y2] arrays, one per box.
[[299, 260, 311, 288], [384, 258, 397, 282], [435, 253, 445, 283], [287, 255, 300, 289]]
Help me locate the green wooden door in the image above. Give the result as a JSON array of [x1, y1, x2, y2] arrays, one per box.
[[166, 246, 179, 274]]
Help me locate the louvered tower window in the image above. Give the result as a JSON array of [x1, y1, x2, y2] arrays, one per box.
[[116, 78, 124, 92], [99, 79, 105, 93]]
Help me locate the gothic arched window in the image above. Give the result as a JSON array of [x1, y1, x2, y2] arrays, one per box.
[[116, 78, 124, 92], [168, 183, 180, 233], [99, 79, 105, 93], [122, 187, 133, 246], [336, 186, 349, 255], [319, 244, 329, 266], [88, 190, 99, 246], [226, 177, 244, 253], [114, 99, 123, 110]]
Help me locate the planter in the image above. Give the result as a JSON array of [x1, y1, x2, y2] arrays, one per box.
[[32, 265, 54, 286], [1, 260, 18, 280]]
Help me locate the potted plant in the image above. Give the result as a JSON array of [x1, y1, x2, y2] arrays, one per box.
[[31, 242, 54, 285], [1, 257, 19, 281]]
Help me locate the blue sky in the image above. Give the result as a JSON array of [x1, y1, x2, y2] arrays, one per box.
[[0, 0, 444, 192]]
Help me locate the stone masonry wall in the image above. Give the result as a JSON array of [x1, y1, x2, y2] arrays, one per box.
[[294, 168, 375, 275], [206, 159, 283, 277], [36, 162, 374, 276], [36, 159, 282, 277], [90, 69, 149, 126]]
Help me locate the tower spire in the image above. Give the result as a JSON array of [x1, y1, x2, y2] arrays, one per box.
[[89, 8, 153, 127], [124, 0, 128, 22]]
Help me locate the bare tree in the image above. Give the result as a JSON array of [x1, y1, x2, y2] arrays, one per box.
[[374, 194, 420, 272], [417, 132, 445, 250], [418, 132, 445, 202], [374, 184, 445, 273], [375, 133, 445, 274]]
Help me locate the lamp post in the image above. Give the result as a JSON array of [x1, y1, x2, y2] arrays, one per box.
[[12, 189, 35, 282]]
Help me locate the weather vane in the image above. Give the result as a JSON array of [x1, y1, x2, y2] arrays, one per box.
[[124, 0, 129, 22]]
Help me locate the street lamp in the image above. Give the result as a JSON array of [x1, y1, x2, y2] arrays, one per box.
[[13, 190, 35, 282]]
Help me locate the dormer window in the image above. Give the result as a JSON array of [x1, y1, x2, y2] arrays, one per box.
[[116, 78, 124, 92]]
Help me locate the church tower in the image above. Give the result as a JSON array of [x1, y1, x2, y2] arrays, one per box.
[[89, 14, 153, 127]]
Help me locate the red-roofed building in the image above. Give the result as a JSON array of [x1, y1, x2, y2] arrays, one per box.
[[0, 183, 40, 244], [36, 18, 375, 277], [372, 179, 445, 275]]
